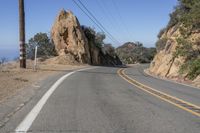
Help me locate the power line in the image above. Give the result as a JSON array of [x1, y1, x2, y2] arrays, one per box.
[[96, 0, 116, 30], [100, 0, 125, 32], [76, 0, 120, 44], [96, 0, 133, 43], [111, 0, 133, 40], [96, 0, 125, 41], [71, 0, 104, 33], [72, 0, 120, 45]]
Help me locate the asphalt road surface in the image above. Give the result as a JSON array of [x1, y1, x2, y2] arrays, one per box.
[[1, 65, 200, 133]]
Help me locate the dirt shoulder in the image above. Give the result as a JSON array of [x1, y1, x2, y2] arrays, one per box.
[[0, 60, 87, 103]]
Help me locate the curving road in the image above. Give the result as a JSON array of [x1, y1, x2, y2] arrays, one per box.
[[1, 65, 200, 133]]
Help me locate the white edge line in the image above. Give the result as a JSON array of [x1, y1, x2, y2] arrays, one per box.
[[15, 67, 96, 133]]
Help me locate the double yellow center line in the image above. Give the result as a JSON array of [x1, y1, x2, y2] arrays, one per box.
[[117, 68, 200, 117]]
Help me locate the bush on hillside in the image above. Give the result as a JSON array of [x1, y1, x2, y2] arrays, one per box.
[[81, 26, 105, 48], [102, 44, 116, 57], [155, 38, 168, 52], [157, 28, 166, 38], [166, 0, 200, 35]]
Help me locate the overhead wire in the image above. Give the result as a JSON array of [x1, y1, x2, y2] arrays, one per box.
[[76, 0, 121, 44], [111, 0, 134, 40], [96, 0, 124, 43], [72, 0, 121, 45]]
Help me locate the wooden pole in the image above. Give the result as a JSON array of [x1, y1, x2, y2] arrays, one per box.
[[19, 0, 26, 68]]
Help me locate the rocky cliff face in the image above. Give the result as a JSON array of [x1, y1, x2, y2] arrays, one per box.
[[51, 10, 122, 66], [150, 26, 200, 78], [149, 26, 182, 77], [149, 0, 200, 82]]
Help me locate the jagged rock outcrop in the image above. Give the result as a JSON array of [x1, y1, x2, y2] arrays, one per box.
[[149, 26, 182, 77], [149, 26, 200, 79], [51, 10, 122, 66], [51, 10, 91, 64], [149, 0, 200, 83]]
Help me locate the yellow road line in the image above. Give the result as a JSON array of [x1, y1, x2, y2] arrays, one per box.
[[117, 68, 200, 117]]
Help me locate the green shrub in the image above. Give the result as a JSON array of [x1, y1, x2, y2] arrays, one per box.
[[173, 38, 192, 58], [155, 38, 168, 52], [175, 37, 200, 79], [81, 26, 105, 48], [180, 58, 200, 79], [157, 28, 166, 38]]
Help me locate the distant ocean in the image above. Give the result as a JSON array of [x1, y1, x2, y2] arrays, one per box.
[[0, 48, 19, 61]]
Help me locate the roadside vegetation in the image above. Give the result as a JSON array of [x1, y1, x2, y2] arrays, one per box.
[[26, 33, 57, 60], [81, 25, 106, 49], [156, 0, 200, 80], [26, 29, 156, 65]]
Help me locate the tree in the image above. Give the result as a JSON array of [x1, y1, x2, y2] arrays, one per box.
[[82, 26, 105, 48], [26, 33, 57, 59], [102, 44, 115, 56], [157, 28, 166, 38], [95, 32, 105, 48]]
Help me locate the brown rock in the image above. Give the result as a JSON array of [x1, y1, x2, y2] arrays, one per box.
[[51, 9, 122, 66], [150, 26, 200, 78], [149, 26, 183, 78], [51, 10, 90, 64]]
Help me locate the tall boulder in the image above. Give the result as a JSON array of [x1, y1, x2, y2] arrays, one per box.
[[51, 9, 122, 66], [51, 10, 91, 64]]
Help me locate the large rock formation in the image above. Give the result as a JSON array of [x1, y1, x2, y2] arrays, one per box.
[[51, 10, 91, 64], [51, 10, 122, 66]]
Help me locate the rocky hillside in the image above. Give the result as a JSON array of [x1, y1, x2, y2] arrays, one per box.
[[116, 42, 156, 64], [150, 0, 200, 82], [51, 10, 122, 66]]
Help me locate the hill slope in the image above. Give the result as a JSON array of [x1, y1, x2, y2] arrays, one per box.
[[149, 0, 200, 83]]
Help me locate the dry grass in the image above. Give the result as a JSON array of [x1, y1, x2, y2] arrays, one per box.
[[0, 58, 87, 102]]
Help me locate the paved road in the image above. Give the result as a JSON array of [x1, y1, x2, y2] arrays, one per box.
[[1, 66, 200, 133]]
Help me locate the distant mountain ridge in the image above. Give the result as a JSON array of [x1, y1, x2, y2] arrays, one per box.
[[116, 42, 156, 64]]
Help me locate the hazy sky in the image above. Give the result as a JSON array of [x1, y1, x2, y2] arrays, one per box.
[[0, 0, 177, 59]]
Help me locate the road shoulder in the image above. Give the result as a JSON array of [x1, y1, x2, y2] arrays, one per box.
[[0, 65, 86, 130]]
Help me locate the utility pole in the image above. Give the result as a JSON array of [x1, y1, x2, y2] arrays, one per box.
[[19, 0, 26, 68]]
